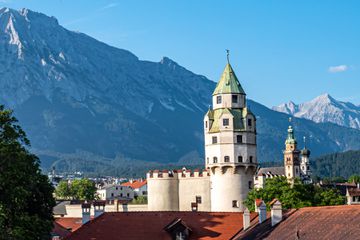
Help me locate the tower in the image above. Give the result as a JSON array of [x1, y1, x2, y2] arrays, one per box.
[[300, 137, 312, 183], [283, 121, 300, 183], [204, 52, 257, 212]]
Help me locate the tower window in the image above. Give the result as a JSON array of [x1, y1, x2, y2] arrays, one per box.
[[307, 166, 310, 170], [216, 96, 222, 104], [238, 156, 243, 163], [232, 200, 239, 208], [196, 196, 202, 204], [213, 157, 218, 163], [224, 156, 230, 162], [249, 156, 253, 163], [206, 157, 209, 164], [248, 119, 252, 127], [212, 136, 217, 144], [205, 121, 208, 128], [223, 118, 229, 126], [232, 95, 238, 103], [237, 135, 243, 143], [248, 181, 252, 190]]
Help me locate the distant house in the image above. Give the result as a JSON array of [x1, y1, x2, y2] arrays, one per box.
[[96, 184, 134, 200], [254, 167, 285, 189], [121, 180, 147, 196], [346, 184, 360, 205]]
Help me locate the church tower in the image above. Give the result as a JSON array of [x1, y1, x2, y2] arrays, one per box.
[[283, 122, 301, 183], [204, 52, 257, 212], [300, 137, 312, 183]]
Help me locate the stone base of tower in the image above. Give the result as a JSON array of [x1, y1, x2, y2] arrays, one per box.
[[210, 166, 255, 212]]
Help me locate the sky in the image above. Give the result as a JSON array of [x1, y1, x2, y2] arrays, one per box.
[[1, 0, 359, 107]]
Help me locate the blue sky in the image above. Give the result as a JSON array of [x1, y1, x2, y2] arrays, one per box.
[[1, 0, 359, 107]]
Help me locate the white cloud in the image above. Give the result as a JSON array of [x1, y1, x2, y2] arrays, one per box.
[[99, 3, 119, 11], [328, 65, 348, 73]]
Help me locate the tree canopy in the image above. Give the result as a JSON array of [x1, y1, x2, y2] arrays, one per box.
[[55, 178, 97, 200], [0, 106, 55, 240], [244, 177, 344, 211]]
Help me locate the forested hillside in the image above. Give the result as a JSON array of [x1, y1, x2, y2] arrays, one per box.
[[311, 150, 360, 178]]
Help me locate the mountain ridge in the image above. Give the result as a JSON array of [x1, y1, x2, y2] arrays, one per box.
[[1, 8, 360, 175]]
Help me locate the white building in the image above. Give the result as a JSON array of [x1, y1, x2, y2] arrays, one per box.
[[96, 184, 134, 200], [121, 180, 147, 197], [147, 54, 258, 212]]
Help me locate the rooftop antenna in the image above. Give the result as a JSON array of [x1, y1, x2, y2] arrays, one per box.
[[226, 49, 230, 64]]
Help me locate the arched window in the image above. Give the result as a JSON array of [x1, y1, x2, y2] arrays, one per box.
[[238, 156, 243, 163], [224, 156, 230, 162], [213, 157, 218, 163]]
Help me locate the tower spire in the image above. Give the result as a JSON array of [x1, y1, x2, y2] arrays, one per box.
[[226, 49, 230, 64]]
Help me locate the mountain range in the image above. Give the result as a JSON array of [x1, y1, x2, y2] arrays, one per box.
[[1, 8, 360, 176], [273, 94, 360, 130]]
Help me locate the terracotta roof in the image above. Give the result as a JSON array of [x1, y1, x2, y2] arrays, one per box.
[[52, 221, 71, 239], [55, 217, 83, 232], [121, 180, 147, 189], [237, 205, 360, 240], [66, 211, 257, 240]]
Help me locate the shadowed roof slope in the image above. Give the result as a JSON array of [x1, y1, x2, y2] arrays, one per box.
[[237, 205, 360, 240], [66, 211, 257, 240], [213, 63, 245, 95]]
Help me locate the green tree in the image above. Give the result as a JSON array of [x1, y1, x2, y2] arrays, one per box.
[[348, 175, 360, 184], [55, 180, 72, 199], [70, 179, 97, 200], [130, 196, 148, 204], [0, 106, 55, 240], [245, 177, 344, 211]]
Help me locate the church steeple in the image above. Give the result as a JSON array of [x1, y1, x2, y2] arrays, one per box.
[[283, 120, 301, 183]]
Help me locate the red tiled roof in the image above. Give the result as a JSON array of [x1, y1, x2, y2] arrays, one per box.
[[52, 222, 71, 239], [66, 211, 257, 240], [237, 205, 360, 240], [121, 180, 147, 189], [56, 217, 83, 232]]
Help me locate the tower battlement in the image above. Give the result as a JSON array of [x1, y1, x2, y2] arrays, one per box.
[[147, 169, 210, 179]]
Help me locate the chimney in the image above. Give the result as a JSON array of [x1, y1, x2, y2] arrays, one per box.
[[81, 202, 91, 224], [271, 199, 282, 227], [93, 201, 106, 218], [243, 208, 251, 230], [254, 199, 262, 213], [258, 201, 267, 224]]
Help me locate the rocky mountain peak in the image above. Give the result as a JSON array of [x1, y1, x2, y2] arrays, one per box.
[[273, 94, 360, 130]]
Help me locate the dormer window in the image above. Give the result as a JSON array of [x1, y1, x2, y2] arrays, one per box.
[[223, 118, 229, 126], [232, 95, 238, 103], [213, 157, 218, 163], [224, 156, 230, 162], [216, 96, 222, 104]]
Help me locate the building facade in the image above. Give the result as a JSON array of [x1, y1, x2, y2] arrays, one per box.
[[147, 56, 258, 212]]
